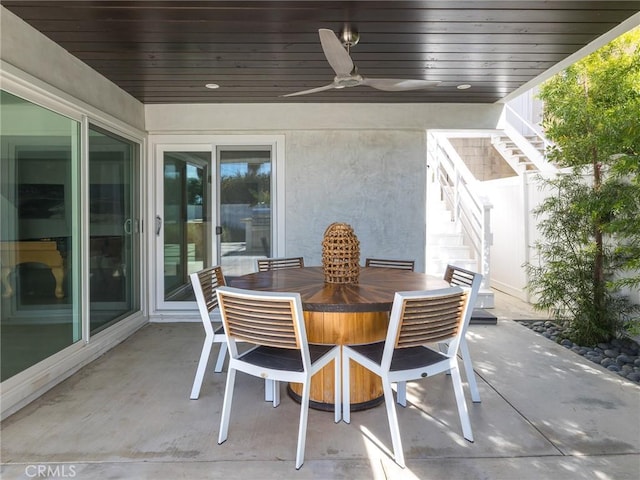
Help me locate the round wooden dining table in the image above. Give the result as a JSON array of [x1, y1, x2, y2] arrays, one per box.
[[230, 266, 448, 411]]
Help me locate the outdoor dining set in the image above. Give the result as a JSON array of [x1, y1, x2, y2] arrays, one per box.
[[188, 224, 483, 470]]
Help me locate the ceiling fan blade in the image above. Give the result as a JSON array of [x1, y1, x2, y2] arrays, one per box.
[[319, 29, 354, 77], [282, 83, 338, 97], [362, 78, 441, 91]]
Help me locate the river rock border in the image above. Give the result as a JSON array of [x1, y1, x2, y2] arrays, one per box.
[[517, 320, 640, 385]]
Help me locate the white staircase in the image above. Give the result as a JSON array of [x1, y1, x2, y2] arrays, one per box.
[[426, 199, 475, 275], [491, 132, 553, 174], [426, 193, 494, 308]]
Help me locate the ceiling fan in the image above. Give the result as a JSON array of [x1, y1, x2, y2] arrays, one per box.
[[283, 27, 441, 97]]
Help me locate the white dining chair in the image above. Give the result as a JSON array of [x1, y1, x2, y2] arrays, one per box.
[[216, 286, 341, 470], [443, 264, 484, 402], [342, 286, 474, 468], [365, 258, 415, 271], [395, 264, 483, 405], [189, 266, 228, 400], [256, 256, 304, 271]]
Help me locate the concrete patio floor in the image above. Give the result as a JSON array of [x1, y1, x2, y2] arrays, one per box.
[[1, 291, 639, 480]]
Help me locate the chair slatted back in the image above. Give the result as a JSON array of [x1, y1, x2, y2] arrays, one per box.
[[257, 257, 304, 272], [217, 288, 301, 350], [444, 264, 476, 289], [191, 266, 226, 314], [393, 288, 469, 348], [365, 258, 415, 271], [444, 264, 482, 328]]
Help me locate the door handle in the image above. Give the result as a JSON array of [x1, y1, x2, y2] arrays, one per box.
[[156, 215, 163, 236], [124, 218, 132, 235]]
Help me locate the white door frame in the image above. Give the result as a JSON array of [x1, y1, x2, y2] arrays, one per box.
[[148, 134, 285, 317]]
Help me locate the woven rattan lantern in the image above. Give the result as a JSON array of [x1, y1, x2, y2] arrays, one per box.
[[322, 222, 360, 284]]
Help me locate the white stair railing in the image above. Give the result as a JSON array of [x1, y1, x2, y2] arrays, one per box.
[[427, 132, 492, 290], [503, 104, 556, 173]]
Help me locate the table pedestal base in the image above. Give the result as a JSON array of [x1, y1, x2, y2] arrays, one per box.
[[286, 384, 383, 412], [288, 310, 389, 410]]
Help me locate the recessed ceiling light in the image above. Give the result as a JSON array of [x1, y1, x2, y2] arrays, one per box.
[[457, 84, 471, 90], [205, 83, 220, 89]]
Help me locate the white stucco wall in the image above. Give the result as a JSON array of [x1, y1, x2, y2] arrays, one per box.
[[285, 129, 427, 268], [145, 103, 504, 133], [0, 6, 144, 129]]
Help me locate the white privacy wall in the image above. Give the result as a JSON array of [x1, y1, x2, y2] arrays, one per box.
[[285, 130, 426, 269], [482, 176, 529, 299], [481, 172, 552, 301]]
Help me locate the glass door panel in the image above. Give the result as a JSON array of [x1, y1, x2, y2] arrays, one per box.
[[163, 152, 209, 301], [218, 148, 271, 279], [88, 125, 140, 334], [0, 90, 81, 381]]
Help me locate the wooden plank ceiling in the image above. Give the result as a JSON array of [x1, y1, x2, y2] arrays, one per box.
[[2, 1, 638, 104]]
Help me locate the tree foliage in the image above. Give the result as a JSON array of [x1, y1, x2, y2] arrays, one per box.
[[527, 27, 640, 344]]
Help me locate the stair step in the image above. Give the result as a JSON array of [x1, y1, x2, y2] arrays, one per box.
[[430, 224, 461, 235], [428, 245, 472, 258], [470, 308, 497, 325], [427, 233, 464, 245], [476, 290, 495, 309], [426, 258, 477, 277]]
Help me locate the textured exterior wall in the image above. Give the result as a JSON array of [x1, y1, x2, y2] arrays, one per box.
[[285, 130, 426, 269], [145, 103, 504, 132]]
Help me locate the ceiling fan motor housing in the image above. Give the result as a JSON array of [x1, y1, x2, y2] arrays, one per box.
[[339, 26, 360, 47]]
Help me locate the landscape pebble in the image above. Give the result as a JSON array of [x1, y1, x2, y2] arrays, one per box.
[[518, 320, 640, 385]]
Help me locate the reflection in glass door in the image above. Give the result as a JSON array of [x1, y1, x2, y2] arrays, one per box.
[[218, 148, 272, 279], [88, 126, 140, 334], [163, 152, 209, 301]]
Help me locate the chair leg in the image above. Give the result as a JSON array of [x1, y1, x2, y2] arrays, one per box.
[[265, 379, 274, 402], [342, 354, 351, 424], [218, 367, 237, 444], [213, 341, 228, 372], [382, 378, 405, 468], [438, 342, 453, 376], [190, 336, 213, 400], [460, 338, 481, 403], [450, 365, 474, 442], [272, 380, 281, 407], [396, 381, 407, 407], [333, 357, 341, 423], [295, 380, 311, 470]]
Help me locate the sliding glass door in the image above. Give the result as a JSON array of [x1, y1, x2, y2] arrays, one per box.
[[0, 90, 143, 382], [88, 125, 140, 333], [153, 136, 282, 309]]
